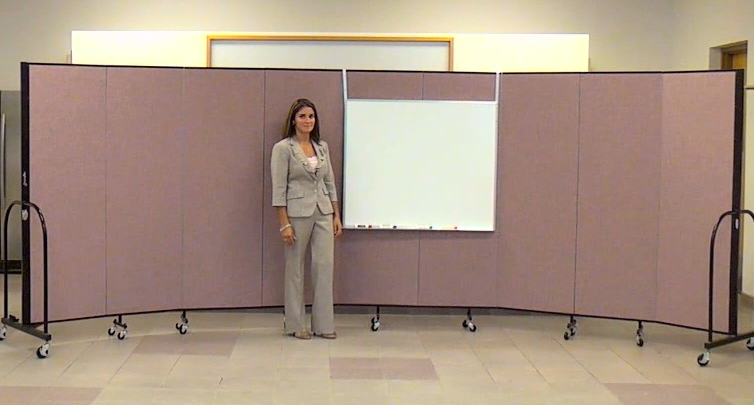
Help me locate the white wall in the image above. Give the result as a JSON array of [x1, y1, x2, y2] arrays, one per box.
[[71, 31, 590, 73], [669, 0, 754, 297], [0, 0, 676, 90]]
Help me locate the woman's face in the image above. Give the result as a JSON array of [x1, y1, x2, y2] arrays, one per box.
[[294, 107, 315, 135]]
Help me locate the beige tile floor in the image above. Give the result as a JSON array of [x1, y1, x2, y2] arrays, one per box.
[[2, 274, 754, 404]]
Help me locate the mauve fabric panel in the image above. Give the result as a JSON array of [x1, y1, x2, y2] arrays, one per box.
[[181, 69, 265, 309], [497, 74, 580, 314], [416, 72, 498, 307], [105, 67, 184, 314], [262, 70, 344, 306], [417, 234, 497, 307], [657, 72, 736, 333], [335, 231, 420, 305], [28, 65, 107, 323], [422, 72, 497, 101], [575, 73, 662, 320], [346, 71, 423, 100], [335, 71, 423, 305]]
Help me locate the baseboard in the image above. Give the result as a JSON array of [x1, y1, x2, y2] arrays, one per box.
[[741, 292, 754, 310]]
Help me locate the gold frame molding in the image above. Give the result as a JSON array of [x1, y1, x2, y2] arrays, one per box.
[[206, 34, 454, 70]]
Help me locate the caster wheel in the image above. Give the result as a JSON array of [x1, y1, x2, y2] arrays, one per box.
[[371, 322, 380, 332], [564, 331, 571, 340], [697, 352, 710, 367], [107, 326, 116, 336], [36, 343, 50, 359], [569, 327, 577, 337], [636, 337, 644, 347], [117, 330, 127, 340], [177, 323, 188, 335], [746, 338, 754, 351], [0, 326, 6, 341], [462, 319, 469, 328], [468, 323, 477, 332]]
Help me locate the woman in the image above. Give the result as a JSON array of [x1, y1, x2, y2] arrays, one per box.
[[270, 98, 343, 340]]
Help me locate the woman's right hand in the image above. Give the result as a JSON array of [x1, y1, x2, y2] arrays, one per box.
[[281, 227, 296, 246]]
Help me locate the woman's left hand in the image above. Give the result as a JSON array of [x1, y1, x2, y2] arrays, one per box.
[[333, 217, 343, 237]]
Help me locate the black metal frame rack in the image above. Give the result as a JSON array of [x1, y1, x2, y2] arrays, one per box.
[[697, 209, 754, 366], [1, 200, 51, 358]]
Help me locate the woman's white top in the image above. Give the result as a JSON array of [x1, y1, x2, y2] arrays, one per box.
[[307, 155, 318, 170]]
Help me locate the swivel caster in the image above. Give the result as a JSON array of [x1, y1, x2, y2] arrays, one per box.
[[636, 336, 644, 347], [36, 342, 50, 359], [563, 317, 577, 340], [176, 322, 189, 335], [370, 316, 380, 332], [462, 319, 477, 332], [462, 309, 477, 332], [746, 338, 754, 351], [0, 326, 6, 341], [370, 307, 381, 332], [697, 351, 710, 367], [175, 311, 189, 335], [108, 316, 128, 339]]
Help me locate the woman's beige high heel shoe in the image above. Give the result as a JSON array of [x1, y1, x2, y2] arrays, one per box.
[[290, 331, 312, 340]]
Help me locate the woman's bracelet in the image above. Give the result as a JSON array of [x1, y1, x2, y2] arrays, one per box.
[[279, 223, 292, 233]]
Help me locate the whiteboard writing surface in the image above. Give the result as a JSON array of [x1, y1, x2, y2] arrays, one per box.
[[343, 99, 498, 231]]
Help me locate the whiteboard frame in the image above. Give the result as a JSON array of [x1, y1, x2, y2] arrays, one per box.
[[341, 71, 501, 232]]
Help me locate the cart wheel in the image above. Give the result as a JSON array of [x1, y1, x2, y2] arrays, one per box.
[[564, 331, 570, 340], [462, 319, 469, 328], [697, 352, 710, 367], [0, 326, 6, 341], [36, 343, 50, 359], [107, 326, 116, 336], [371, 321, 380, 332], [746, 338, 754, 351], [117, 330, 127, 340], [177, 323, 188, 335], [636, 336, 644, 347], [467, 322, 477, 332]]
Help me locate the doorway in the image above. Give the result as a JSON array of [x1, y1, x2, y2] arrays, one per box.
[[716, 42, 748, 296]]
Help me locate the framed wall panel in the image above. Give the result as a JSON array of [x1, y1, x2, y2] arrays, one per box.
[[181, 68, 266, 309], [575, 73, 663, 321], [261, 69, 344, 306], [25, 64, 108, 324], [104, 67, 184, 315], [417, 72, 499, 308], [657, 71, 741, 334], [496, 73, 580, 315]]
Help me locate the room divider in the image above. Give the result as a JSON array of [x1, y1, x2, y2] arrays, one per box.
[[2, 62, 745, 362]]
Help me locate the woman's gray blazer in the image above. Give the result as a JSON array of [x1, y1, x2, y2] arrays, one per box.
[[271, 137, 338, 218]]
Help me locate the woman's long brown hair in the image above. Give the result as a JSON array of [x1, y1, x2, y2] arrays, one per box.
[[282, 98, 321, 144]]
